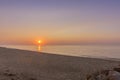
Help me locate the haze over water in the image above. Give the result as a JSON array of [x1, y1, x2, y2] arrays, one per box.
[[1, 45, 120, 59]]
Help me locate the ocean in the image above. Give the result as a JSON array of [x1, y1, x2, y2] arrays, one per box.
[[1, 45, 120, 59]]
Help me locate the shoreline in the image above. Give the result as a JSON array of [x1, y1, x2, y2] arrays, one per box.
[[0, 47, 120, 80], [1, 46, 120, 62]]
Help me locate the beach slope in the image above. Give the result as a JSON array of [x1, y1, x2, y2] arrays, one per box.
[[0, 47, 119, 80]]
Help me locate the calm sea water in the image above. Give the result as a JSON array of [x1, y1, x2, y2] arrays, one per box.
[[1, 45, 120, 59]]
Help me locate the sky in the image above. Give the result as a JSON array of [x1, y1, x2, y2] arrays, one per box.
[[0, 0, 120, 45]]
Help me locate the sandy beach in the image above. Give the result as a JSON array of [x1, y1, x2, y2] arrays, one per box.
[[0, 47, 119, 80]]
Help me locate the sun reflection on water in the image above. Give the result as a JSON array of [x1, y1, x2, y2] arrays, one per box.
[[38, 45, 41, 52]]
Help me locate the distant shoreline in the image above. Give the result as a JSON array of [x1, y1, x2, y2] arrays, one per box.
[[0, 46, 120, 62], [1, 45, 120, 60]]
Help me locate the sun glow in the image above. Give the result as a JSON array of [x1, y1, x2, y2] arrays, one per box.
[[38, 40, 42, 44], [37, 40, 42, 52]]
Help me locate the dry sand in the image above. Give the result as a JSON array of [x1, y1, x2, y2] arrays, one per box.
[[0, 47, 119, 80]]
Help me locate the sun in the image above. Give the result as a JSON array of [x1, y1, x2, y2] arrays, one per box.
[[38, 40, 42, 44]]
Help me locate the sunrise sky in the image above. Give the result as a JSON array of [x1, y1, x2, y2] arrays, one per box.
[[0, 0, 120, 45]]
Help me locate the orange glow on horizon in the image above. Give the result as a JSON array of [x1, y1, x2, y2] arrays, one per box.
[[38, 40, 42, 44], [34, 38, 46, 45]]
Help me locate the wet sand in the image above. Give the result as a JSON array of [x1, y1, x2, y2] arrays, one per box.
[[0, 47, 119, 80]]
